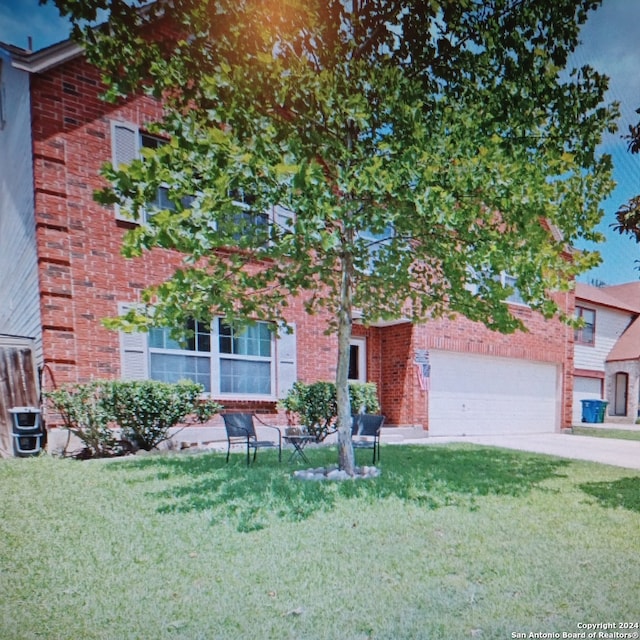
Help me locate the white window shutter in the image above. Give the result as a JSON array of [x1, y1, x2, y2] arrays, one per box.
[[111, 121, 141, 223], [276, 323, 297, 398], [118, 303, 148, 380], [272, 205, 294, 236]]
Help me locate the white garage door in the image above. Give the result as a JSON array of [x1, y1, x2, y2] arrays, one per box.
[[428, 351, 559, 436], [572, 376, 603, 425]]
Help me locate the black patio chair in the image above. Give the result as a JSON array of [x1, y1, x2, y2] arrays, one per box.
[[351, 414, 384, 464], [222, 413, 282, 466]]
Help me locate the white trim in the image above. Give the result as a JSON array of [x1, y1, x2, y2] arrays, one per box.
[[146, 318, 285, 400], [212, 319, 275, 398], [0, 334, 36, 348], [349, 337, 367, 383], [10, 41, 83, 74], [501, 273, 527, 306]]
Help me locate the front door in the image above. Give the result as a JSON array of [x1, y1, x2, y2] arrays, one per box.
[[348, 338, 367, 383], [614, 372, 628, 416]]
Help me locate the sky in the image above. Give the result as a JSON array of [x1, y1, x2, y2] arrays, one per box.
[[1, 0, 640, 286]]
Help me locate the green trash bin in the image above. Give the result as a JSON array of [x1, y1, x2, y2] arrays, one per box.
[[597, 401, 608, 423]]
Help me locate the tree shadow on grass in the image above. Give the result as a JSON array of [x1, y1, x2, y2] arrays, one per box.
[[580, 477, 640, 513], [106, 444, 569, 531]]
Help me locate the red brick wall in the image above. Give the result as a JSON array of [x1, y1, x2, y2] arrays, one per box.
[[30, 54, 575, 430], [375, 290, 575, 429], [33, 59, 175, 387]]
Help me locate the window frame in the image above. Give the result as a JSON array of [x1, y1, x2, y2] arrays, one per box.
[[111, 121, 278, 233], [228, 190, 270, 242], [217, 320, 274, 395], [500, 273, 527, 306], [140, 132, 195, 221], [147, 318, 276, 398], [348, 337, 367, 383], [574, 306, 596, 346], [463, 268, 527, 306], [111, 122, 191, 224]]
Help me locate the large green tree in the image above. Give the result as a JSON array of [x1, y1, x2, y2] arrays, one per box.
[[48, 0, 616, 475], [615, 114, 640, 241]]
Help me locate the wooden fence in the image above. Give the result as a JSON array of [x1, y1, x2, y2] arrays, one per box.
[[0, 343, 39, 457]]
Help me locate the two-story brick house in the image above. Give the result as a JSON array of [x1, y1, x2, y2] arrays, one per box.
[[0, 37, 577, 454]]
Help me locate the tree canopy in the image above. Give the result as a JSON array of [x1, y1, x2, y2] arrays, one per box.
[[614, 112, 640, 242], [47, 0, 617, 473]]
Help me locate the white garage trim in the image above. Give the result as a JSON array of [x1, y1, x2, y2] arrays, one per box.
[[428, 351, 560, 436]]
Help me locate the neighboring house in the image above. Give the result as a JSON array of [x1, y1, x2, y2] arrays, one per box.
[[0, 38, 577, 452], [573, 282, 640, 424], [0, 44, 42, 455]]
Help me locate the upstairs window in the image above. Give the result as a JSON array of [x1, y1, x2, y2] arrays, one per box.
[[463, 268, 526, 305], [355, 225, 396, 274], [229, 189, 270, 242], [111, 122, 193, 223], [575, 306, 596, 345], [111, 122, 276, 238], [140, 133, 175, 215], [501, 273, 526, 305]]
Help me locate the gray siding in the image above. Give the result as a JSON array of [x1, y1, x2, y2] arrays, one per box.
[[574, 306, 632, 372], [0, 49, 42, 366]]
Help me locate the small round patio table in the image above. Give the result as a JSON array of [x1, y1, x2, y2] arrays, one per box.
[[283, 433, 315, 464]]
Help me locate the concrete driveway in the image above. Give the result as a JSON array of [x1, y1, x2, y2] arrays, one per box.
[[397, 431, 640, 471]]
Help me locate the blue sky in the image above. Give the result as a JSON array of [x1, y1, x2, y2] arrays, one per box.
[[0, 0, 71, 51], [2, 0, 640, 286]]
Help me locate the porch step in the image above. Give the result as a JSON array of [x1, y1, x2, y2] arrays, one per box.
[[380, 426, 428, 442]]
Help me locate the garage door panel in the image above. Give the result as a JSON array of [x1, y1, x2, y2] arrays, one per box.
[[572, 376, 602, 424], [428, 351, 558, 436]]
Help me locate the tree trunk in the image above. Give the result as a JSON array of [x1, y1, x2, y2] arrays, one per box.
[[336, 251, 355, 475]]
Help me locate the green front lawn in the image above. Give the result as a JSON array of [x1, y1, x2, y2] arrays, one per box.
[[572, 426, 640, 442], [1, 444, 639, 639]]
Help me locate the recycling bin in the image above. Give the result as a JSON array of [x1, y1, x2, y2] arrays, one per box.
[[580, 399, 601, 424], [597, 401, 608, 423], [9, 407, 44, 457]]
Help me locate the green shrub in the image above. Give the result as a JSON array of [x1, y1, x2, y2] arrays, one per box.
[[280, 381, 380, 442], [281, 381, 337, 441], [46, 381, 117, 457], [46, 380, 222, 456], [105, 380, 222, 451], [349, 382, 380, 415]]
